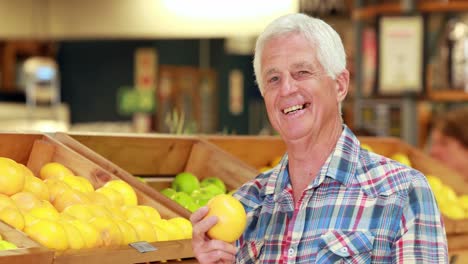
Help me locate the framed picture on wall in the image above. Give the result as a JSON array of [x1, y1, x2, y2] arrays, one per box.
[[377, 15, 424, 95]]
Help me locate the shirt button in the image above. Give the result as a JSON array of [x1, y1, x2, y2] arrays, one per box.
[[288, 248, 294, 256], [341, 247, 348, 253]]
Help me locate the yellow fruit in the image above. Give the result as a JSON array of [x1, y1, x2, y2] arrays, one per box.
[[0, 157, 25, 196], [87, 191, 112, 207], [44, 178, 72, 203], [88, 216, 123, 246], [103, 180, 138, 206], [29, 204, 60, 221], [426, 175, 443, 194], [153, 219, 184, 241], [0, 194, 17, 211], [60, 221, 85, 250], [96, 187, 125, 207], [11, 192, 42, 212], [0, 206, 25, 230], [459, 195, 468, 211], [168, 217, 192, 239], [114, 219, 139, 245], [153, 224, 169, 241], [361, 143, 374, 152], [24, 219, 68, 250], [204, 194, 246, 243], [121, 205, 145, 220], [270, 156, 282, 167], [437, 185, 458, 207], [127, 218, 158, 242], [86, 204, 113, 218], [442, 205, 465, 220], [139, 205, 161, 224], [107, 206, 126, 220], [53, 189, 91, 212], [258, 166, 272, 173], [67, 219, 102, 249], [22, 169, 50, 201], [391, 153, 412, 167], [39, 162, 74, 180], [62, 175, 94, 193], [22, 210, 39, 227], [62, 204, 94, 221]]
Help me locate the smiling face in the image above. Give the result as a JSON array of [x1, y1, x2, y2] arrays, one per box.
[[260, 32, 348, 142]]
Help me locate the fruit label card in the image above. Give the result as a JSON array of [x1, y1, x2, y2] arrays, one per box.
[[129, 241, 157, 253]]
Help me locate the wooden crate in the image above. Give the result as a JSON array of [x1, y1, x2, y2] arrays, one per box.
[[53, 132, 258, 216], [0, 221, 54, 264], [0, 132, 194, 264], [202, 135, 286, 170]]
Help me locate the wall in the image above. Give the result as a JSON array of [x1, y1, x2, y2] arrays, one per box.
[[57, 39, 255, 134]]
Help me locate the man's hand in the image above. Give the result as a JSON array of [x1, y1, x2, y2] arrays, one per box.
[[190, 206, 238, 264]]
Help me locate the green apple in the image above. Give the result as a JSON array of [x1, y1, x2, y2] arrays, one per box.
[[200, 184, 224, 196], [191, 189, 212, 206], [161, 188, 177, 199], [186, 201, 202, 213], [173, 192, 195, 208], [0, 240, 18, 250], [200, 177, 226, 194], [172, 172, 200, 194]]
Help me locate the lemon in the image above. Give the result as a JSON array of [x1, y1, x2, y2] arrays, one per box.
[[62, 204, 94, 221], [96, 187, 125, 207], [361, 143, 374, 152], [391, 153, 412, 167], [60, 220, 85, 250], [139, 205, 161, 224], [0, 206, 25, 230], [22, 170, 50, 201], [103, 180, 138, 206], [168, 217, 192, 239], [24, 219, 69, 250], [114, 219, 139, 245], [11, 192, 42, 212], [127, 218, 158, 242], [89, 216, 123, 246], [0, 157, 25, 196], [203, 194, 246, 243], [67, 219, 102, 249], [39, 162, 74, 180]]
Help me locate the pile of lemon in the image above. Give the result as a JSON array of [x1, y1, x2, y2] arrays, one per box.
[[0, 157, 192, 251], [427, 175, 468, 220], [258, 156, 283, 173]]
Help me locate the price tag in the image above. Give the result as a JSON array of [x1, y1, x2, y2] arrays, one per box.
[[129, 241, 157, 253]]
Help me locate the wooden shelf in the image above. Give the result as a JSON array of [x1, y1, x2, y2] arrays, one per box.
[[353, 1, 468, 20], [428, 90, 468, 102]]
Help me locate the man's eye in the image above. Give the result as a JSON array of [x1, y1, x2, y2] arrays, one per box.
[[268, 76, 279, 83], [298, 71, 310, 76]]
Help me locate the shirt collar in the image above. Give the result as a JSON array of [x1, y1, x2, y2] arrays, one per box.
[[264, 125, 360, 195]]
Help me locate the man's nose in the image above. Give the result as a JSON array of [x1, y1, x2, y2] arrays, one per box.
[[279, 75, 297, 96]]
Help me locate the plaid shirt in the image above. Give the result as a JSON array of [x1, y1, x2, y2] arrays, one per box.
[[234, 126, 448, 263]]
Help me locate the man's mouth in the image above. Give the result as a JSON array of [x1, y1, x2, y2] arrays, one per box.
[[282, 103, 310, 115]]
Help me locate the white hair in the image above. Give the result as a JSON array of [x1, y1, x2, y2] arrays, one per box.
[[253, 13, 347, 95]]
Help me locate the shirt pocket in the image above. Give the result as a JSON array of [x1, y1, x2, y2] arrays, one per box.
[[315, 230, 375, 264], [236, 240, 264, 264]]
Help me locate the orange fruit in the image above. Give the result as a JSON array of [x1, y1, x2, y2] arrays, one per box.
[[39, 162, 74, 180], [203, 194, 246, 243], [0, 157, 25, 196]]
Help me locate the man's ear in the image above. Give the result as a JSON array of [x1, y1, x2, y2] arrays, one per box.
[[335, 69, 349, 102]]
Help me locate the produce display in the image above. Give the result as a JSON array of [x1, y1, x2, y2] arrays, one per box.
[[257, 156, 282, 172], [362, 144, 467, 221], [0, 157, 192, 252], [0, 233, 17, 250], [161, 173, 231, 212]]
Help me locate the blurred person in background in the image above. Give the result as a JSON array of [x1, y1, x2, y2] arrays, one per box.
[[429, 106, 468, 178], [191, 13, 448, 263]]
